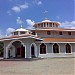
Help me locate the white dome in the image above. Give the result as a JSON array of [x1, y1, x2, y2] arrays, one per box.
[[16, 28, 28, 32]]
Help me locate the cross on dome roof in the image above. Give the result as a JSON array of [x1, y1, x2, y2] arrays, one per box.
[[42, 18, 50, 22], [20, 25, 23, 28], [16, 25, 28, 32], [45, 18, 48, 20]]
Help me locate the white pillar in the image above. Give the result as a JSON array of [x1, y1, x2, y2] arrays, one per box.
[[39, 24, 41, 28], [52, 23, 53, 27], [46, 23, 47, 27], [13, 47, 15, 57], [6, 48, 8, 58], [48, 23, 49, 27], [25, 46, 26, 58], [18, 31, 20, 35], [35, 45, 37, 57], [43, 23, 44, 27]]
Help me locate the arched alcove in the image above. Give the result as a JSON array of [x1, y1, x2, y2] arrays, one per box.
[[53, 43, 59, 53]]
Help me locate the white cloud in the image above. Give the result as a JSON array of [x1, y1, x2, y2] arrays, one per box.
[[26, 19, 35, 26], [12, 6, 21, 13], [0, 30, 4, 38], [26, 19, 35, 29], [0, 28, 15, 38], [37, 1, 42, 5], [20, 3, 28, 9], [26, 26, 34, 29], [60, 21, 75, 29], [43, 10, 48, 13], [0, 34, 4, 38], [16, 17, 23, 24], [6, 28, 15, 34], [56, 16, 60, 19], [33, 0, 42, 5], [11, 3, 29, 13]]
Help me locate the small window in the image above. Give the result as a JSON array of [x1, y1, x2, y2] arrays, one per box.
[[47, 31, 51, 35], [53, 23, 54, 27], [66, 44, 71, 53], [14, 32, 18, 35], [41, 23, 43, 27], [53, 43, 59, 53], [32, 32, 35, 35], [49, 23, 52, 27], [47, 23, 48, 27], [20, 32, 25, 34], [59, 32, 62, 35], [68, 32, 71, 35], [40, 43, 46, 54], [38, 24, 40, 28]]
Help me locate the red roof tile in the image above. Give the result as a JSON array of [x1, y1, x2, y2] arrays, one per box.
[[43, 38, 75, 42]]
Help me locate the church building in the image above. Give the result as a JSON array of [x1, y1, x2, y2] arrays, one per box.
[[0, 19, 75, 58]]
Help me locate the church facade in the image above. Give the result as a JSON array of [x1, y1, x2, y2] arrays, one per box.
[[0, 19, 75, 59]]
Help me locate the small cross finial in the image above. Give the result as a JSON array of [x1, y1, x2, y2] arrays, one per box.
[[45, 18, 48, 20], [20, 25, 23, 28]]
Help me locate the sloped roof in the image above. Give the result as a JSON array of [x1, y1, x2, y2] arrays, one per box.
[[0, 34, 42, 41], [43, 38, 75, 42]]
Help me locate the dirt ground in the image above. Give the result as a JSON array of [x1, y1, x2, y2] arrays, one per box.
[[0, 57, 75, 75]]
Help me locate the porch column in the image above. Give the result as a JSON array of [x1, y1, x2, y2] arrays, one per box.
[[26, 44, 31, 58], [25, 46, 26, 58], [12, 46, 16, 57], [35, 46, 37, 57], [3, 47, 6, 58], [36, 43, 40, 57], [43, 23, 44, 27], [6, 48, 8, 58]]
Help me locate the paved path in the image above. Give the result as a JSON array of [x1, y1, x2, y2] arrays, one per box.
[[0, 58, 75, 75]]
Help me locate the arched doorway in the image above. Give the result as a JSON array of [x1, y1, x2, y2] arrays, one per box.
[[53, 43, 59, 53], [65, 43, 71, 53], [8, 50, 10, 58], [40, 43, 46, 54], [7, 41, 25, 58], [12, 41, 25, 58], [31, 44, 35, 58]]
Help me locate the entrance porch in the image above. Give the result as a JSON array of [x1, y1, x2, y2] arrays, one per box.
[[4, 40, 37, 59]]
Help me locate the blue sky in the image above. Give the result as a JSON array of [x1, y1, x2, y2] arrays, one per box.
[[0, 0, 74, 37]]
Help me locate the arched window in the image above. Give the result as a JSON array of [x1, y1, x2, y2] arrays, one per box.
[[47, 22, 48, 27], [47, 31, 51, 35], [41, 23, 43, 27], [53, 23, 54, 27], [40, 43, 46, 54], [53, 43, 59, 53], [49, 23, 52, 27], [65, 44, 71, 53]]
